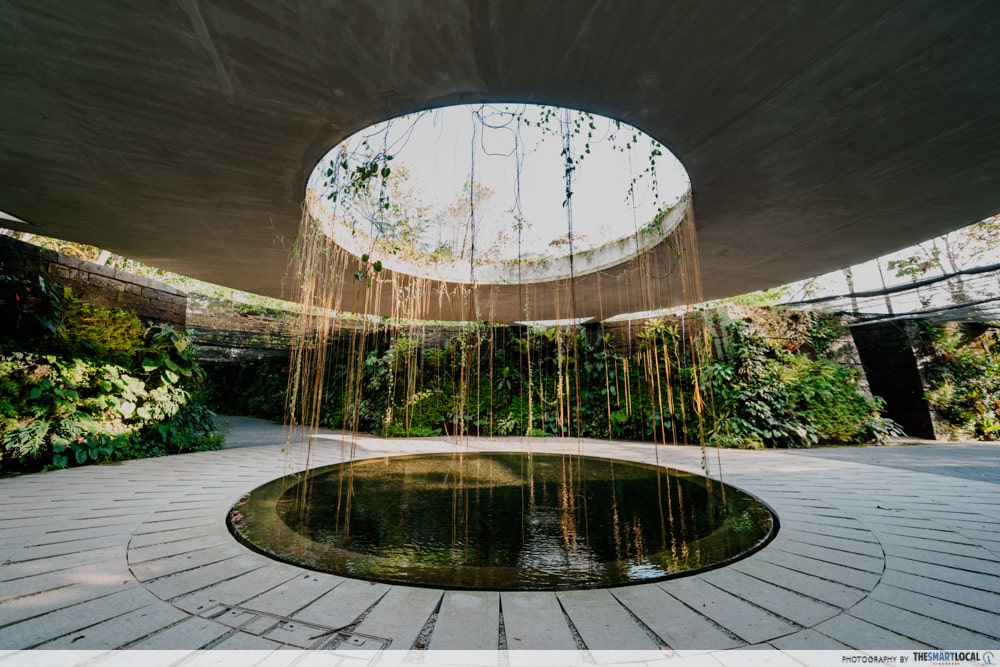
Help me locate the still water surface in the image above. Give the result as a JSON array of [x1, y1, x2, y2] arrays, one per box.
[[229, 452, 775, 590]]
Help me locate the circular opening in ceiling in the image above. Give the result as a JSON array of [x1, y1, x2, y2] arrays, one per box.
[[305, 104, 691, 285], [228, 453, 776, 591]]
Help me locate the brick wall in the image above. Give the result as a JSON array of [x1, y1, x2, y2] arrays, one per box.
[[0, 234, 187, 329]]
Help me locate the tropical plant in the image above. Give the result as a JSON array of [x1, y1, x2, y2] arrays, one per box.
[[916, 321, 1000, 440], [201, 306, 900, 448], [0, 282, 221, 473]]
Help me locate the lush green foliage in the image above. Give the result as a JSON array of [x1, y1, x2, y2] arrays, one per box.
[[202, 357, 288, 421], [916, 322, 1000, 440], [707, 315, 901, 448], [206, 307, 896, 448], [0, 277, 222, 473]]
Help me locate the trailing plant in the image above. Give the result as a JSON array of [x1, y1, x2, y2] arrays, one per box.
[[204, 306, 899, 448]]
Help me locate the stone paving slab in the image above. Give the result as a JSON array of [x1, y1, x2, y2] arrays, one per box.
[[774, 540, 884, 573], [885, 543, 1000, 573], [0, 560, 132, 607], [784, 531, 884, 559], [876, 522, 976, 541], [239, 571, 343, 618], [0, 586, 159, 648], [127, 534, 230, 563], [123, 614, 232, 649], [768, 628, 849, 650], [129, 544, 248, 582], [877, 531, 987, 556], [698, 567, 839, 628], [259, 617, 332, 649], [867, 585, 1000, 638], [847, 597, 998, 648], [26, 515, 146, 533], [37, 601, 188, 649], [429, 590, 500, 650], [27, 527, 133, 548], [172, 563, 301, 613], [976, 538, 1000, 555], [610, 584, 741, 650], [804, 442, 1000, 484], [752, 548, 882, 590], [1, 416, 999, 657], [0, 547, 126, 583], [0, 548, 132, 585], [0, 579, 139, 631], [345, 585, 442, 650], [127, 524, 219, 548], [882, 554, 1000, 594], [500, 592, 578, 650], [728, 557, 867, 609], [132, 517, 216, 534], [210, 630, 285, 650], [811, 613, 930, 649], [557, 588, 660, 651], [291, 577, 391, 629], [142, 554, 268, 600], [791, 523, 881, 543], [657, 578, 799, 645], [878, 569, 1000, 612]]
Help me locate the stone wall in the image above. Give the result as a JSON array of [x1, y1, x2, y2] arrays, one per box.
[[186, 293, 293, 361], [0, 234, 187, 329]]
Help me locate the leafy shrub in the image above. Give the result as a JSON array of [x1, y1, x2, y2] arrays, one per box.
[[781, 355, 899, 444], [201, 357, 288, 421], [0, 275, 67, 343], [916, 322, 1000, 440], [204, 306, 899, 448], [0, 280, 221, 474], [707, 322, 816, 448], [58, 295, 146, 364], [708, 318, 899, 447]]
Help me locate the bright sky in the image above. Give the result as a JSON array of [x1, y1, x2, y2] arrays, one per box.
[[0, 210, 26, 224], [331, 104, 690, 261]]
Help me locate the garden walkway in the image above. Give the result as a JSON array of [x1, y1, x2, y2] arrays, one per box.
[[1, 417, 998, 661]]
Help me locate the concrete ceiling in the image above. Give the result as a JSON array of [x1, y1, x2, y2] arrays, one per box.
[[1, 1, 999, 313]]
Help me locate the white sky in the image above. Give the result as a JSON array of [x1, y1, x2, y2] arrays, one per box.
[[780, 221, 1000, 307], [0, 210, 26, 224], [335, 104, 690, 260]]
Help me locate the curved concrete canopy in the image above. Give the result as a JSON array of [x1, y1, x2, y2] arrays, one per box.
[[1, 2, 999, 317]]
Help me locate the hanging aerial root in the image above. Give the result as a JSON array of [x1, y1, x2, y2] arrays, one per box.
[[282, 190, 724, 489]]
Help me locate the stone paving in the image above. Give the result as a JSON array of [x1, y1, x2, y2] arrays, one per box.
[[1, 417, 998, 658]]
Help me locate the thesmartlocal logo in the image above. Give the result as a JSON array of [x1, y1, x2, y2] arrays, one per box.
[[912, 651, 993, 665]]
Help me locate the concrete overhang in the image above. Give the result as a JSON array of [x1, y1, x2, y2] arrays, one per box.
[[1, 2, 998, 318]]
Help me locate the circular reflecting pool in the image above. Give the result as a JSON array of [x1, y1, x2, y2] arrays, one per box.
[[229, 453, 776, 590]]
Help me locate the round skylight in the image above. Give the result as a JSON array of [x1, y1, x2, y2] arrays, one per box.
[[305, 104, 690, 285]]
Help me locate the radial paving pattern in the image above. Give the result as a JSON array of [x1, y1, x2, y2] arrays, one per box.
[[1, 418, 998, 655]]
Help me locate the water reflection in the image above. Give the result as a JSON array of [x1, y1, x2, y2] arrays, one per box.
[[230, 453, 774, 590]]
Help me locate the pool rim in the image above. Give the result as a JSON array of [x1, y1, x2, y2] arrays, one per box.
[[225, 450, 781, 592]]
